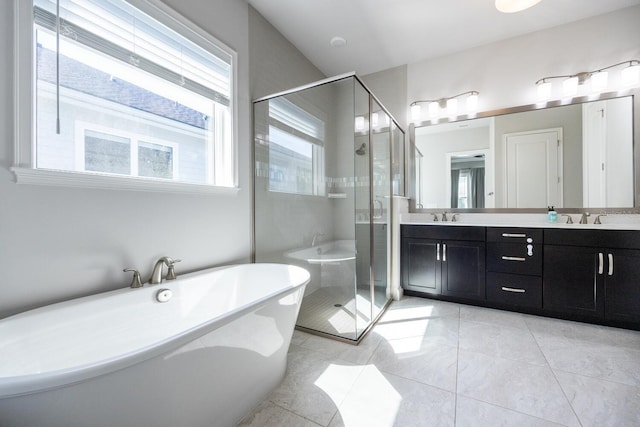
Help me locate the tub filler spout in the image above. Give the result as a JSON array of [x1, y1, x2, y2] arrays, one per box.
[[149, 257, 181, 284]]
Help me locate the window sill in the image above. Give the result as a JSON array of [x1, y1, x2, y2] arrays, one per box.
[[11, 167, 240, 196]]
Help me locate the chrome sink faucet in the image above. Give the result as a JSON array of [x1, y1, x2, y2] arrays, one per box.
[[441, 211, 448, 222], [149, 256, 181, 284]]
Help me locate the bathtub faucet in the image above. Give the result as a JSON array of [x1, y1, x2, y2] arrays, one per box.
[[311, 233, 325, 247], [149, 256, 181, 284]]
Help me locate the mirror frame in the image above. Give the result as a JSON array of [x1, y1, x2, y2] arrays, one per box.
[[408, 88, 640, 214]]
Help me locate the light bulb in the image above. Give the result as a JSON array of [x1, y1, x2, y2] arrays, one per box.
[[563, 77, 578, 97], [590, 71, 608, 92], [537, 81, 552, 101], [428, 102, 439, 118], [355, 116, 365, 131], [446, 98, 458, 116], [410, 104, 421, 121], [466, 93, 479, 112], [371, 112, 379, 127], [621, 64, 640, 87]]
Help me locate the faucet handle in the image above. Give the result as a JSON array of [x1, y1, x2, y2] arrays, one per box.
[[561, 214, 574, 224], [431, 213, 439, 222], [123, 268, 143, 288], [166, 259, 181, 280]]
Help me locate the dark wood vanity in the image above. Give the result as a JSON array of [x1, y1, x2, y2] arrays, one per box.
[[401, 224, 640, 330]]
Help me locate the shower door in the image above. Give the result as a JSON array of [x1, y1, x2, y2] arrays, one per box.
[[253, 74, 399, 343], [370, 98, 391, 321]]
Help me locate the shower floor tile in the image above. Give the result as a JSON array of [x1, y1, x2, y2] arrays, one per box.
[[296, 286, 374, 340]]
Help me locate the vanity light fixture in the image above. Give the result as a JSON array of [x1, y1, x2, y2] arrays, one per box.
[[495, 0, 542, 13], [535, 60, 640, 101], [410, 91, 480, 122]]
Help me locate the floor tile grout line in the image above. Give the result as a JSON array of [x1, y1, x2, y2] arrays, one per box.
[[454, 395, 572, 427], [265, 400, 326, 427], [454, 306, 461, 426], [525, 314, 585, 427], [550, 366, 640, 391]]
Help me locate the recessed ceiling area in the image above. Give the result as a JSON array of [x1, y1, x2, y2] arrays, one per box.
[[247, 0, 640, 76]]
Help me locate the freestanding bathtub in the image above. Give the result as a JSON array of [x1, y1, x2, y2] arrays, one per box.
[[0, 263, 309, 427]]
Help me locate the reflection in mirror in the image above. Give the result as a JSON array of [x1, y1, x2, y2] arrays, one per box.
[[450, 153, 485, 208], [413, 93, 635, 210]]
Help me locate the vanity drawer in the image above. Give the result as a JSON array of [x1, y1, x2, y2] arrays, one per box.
[[487, 242, 542, 275], [487, 227, 542, 243], [486, 272, 542, 309]]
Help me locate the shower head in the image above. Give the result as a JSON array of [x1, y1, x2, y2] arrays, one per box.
[[355, 143, 366, 155]]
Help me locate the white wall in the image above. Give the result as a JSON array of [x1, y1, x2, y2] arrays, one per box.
[[0, 1, 323, 319], [407, 6, 640, 115]]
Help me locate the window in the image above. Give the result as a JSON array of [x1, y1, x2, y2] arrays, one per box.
[[268, 98, 325, 196], [457, 169, 470, 208], [13, 0, 237, 193], [78, 126, 178, 179]]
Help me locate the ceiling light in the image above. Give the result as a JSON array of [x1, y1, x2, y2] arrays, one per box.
[[495, 0, 542, 13], [330, 36, 346, 48]]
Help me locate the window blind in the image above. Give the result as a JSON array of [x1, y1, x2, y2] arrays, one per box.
[[34, 0, 231, 107], [269, 97, 325, 145]]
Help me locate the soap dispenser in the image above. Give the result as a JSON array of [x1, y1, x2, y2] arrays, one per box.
[[547, 206, 557, 223]]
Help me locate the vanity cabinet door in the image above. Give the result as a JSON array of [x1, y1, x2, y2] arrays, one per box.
[[604, 249, 640, 323], [402, 238, 441, 295], [441, 240, 486, 301], [543, 245, 605, 318]]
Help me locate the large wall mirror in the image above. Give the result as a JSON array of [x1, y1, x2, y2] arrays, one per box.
[[409, 89, 639, 212]]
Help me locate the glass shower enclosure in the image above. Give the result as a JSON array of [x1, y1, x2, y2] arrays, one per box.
[[253, 73, 405, 343]]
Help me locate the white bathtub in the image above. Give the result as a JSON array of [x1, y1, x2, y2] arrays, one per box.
[[0, 263, 309, 427], [285, 239, 356, 264]]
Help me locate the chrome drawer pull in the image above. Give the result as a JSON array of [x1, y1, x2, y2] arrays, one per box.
[[501, 286, 526, 293], [443, 244, 447, 262], [501, 256, 526, 262], [436, 243, 440, 261], [501, 233, 526, 238], [608, 253, 614, 276]]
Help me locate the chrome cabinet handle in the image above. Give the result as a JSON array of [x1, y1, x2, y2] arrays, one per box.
[[608, 253, 614, 276], [436, 243, 440, 261], [501, 286, 526, 293], [598, 252, 604, 275], [443, 244, 447, 262], [501, 233, 526, 238], [501, 256, 526, 262]]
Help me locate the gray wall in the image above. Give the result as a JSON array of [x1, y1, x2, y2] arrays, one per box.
[[0, 1, 324, 318]]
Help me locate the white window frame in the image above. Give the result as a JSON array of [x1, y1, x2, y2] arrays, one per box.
[[12, 0, 239, 195], [267, 97, 326, 197], [75, 122, 180, 180]]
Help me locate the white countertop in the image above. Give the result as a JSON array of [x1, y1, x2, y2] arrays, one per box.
[[400, 213, 640, 231]]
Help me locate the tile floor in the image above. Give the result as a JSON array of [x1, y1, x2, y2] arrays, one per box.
[[238, 296, 640, 427]]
